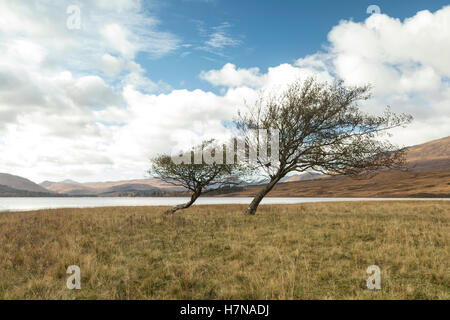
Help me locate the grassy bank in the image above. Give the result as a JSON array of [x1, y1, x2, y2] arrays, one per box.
[[0, 201, 448, 299]]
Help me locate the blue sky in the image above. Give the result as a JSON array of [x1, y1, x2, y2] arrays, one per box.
[[137, 0, 450, 92], [1, 0, 449, 181]]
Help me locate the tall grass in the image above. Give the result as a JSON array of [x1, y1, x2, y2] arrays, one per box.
[[0, 201, 448, 299]]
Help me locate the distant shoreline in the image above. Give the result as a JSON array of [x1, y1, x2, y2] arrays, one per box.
[[1, 194, 449, 198]]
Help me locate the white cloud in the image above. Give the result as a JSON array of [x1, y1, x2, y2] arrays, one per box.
[[201, 7, 450, 148], [101, 24, 137, 59], [0, 0, 181, 181], [196, 21, 242, 56], [329, 7, 450, 94], [68, 76, 123, 108], [0, 2, 449, 183], [324, 7, 450, 146], [206, 22, 242, 48], [200, 63, 264, 88], [96, 0, 140, 12], [200, 61, 333, 90], [99, 54, 124, 76]]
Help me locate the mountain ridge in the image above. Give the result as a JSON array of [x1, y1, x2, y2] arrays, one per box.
[[1, 135, 449, 197], [221, 136, 450, 198], [0, 173, 51, 193], [0, 184, 60, 197]]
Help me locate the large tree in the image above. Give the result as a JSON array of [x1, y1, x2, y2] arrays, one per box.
[[236, 78, 413, 215], [149, 140, 247, 214]]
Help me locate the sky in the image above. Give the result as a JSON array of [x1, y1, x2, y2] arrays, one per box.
[[0, 0, 449, 183]]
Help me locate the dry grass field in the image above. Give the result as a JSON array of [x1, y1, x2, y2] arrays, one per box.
[[0, 201, 448, 299]]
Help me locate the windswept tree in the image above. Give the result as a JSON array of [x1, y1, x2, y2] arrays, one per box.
[[236, 78, 413, 215], [149, 140, 248, 214]]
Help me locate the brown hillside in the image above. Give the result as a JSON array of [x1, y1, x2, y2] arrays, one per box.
[[0, 173, 50, 193], [280, 136, 450, 183], [405, 136, 450, 172], [40, 136, 450, 197], [223, 171, 450, 198], [43, 178, 183, 195], [225, 136, 450, 198]]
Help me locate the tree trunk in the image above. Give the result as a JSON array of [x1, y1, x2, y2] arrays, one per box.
[[245, 175, 282, 215], [165, 190, 201, 214]]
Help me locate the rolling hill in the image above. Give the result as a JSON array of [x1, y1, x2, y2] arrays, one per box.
[[0, 173, 51, 193], [0, 184, 63, 197], [40, 178, 185, 196], [222, 171, 450, 198], [2, 135, 449, 198], [222, 136, 450, 198], [282, 172, 322, 183], [405, 136, 450, 172]]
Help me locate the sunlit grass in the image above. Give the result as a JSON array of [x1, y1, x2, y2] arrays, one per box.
[[0, 201, 448, 299]]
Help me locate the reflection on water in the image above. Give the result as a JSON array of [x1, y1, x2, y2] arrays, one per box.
[[0, 197, 448, 212]]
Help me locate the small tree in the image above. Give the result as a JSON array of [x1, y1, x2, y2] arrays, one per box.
[[236, 78, 413, 215], [149, 140, 247, 214]]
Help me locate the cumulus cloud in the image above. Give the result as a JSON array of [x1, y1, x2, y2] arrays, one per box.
[[0, 2, 449, 182], [325, 7, 450, 145], [200, 61, 333, 90], [201, 7, 450, 147], [200, 63, 265, 88], [0, 0, 180, 181], [99, 54, 124, 76]]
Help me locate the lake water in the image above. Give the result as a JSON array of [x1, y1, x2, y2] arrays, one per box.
[[0, 197, 448, 212]]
